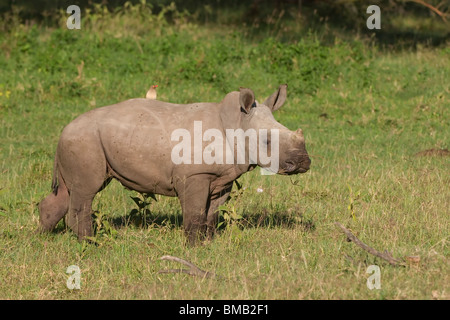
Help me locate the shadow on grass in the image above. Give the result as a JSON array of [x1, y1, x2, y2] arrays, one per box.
[[371, 30, 450, 49], [46, 205, 316, 240], [110, 210, 183, 230], [239, 209, 316, 232], [108, 207, 316, 233]]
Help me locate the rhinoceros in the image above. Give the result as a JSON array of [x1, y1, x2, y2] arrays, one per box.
[[38, 84, 311, 244]]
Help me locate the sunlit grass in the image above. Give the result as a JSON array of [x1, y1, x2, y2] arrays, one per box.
[[0, 3, 449, 299]]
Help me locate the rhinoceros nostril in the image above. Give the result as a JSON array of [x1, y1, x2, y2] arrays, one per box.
[[302, 157, 311, 169], [285, 160, 296, 170]]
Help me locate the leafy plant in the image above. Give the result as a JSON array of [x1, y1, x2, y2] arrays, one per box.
[[85, 210, 118, 246], [347, 185, 361, 221], [217, 181, 245, 230], [93, 210, 117, 237], [217, 203, 243, 229], [129, 193, 157, 228]]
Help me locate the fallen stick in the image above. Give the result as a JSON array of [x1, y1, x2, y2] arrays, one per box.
[[407, 0, 449, 23], [334, 222, 404, 266], [158, 255, 217, 279]]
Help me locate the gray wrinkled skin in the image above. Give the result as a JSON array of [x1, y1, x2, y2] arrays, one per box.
[[38, 85, 311, 244]]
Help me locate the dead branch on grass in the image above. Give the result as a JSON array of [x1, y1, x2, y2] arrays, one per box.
[[334, 222, 405, 266], [158, 255, 218, 279]]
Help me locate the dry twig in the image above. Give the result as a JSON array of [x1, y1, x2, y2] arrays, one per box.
[[158, 255, 218, 279], [407, 0, 449, 23], [335, 222, 405, 266]]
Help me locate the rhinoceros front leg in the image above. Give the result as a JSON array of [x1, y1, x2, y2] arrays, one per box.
[[206, 184, 233, 240], [177, 176, 211, 245]]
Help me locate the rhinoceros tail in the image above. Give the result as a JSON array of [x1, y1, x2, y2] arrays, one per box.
[[51, 150, 59, 195]]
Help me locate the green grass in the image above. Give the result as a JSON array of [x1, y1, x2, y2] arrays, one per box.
[[0, 3, 449, 299]]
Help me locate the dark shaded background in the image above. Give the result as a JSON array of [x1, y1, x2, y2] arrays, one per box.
[[1, 0, 449, 48]]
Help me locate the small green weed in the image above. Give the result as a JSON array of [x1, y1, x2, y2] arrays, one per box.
[[85, 210, 118, 245], [129, 193, 157, 228], [347, 185, 361, 221], [217, 181, 246, 230]]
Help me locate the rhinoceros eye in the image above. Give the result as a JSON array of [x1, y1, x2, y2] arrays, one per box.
[[261, 136, 270, 145]]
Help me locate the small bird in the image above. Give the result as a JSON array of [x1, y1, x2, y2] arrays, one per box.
[[146, 84, 158, 100]]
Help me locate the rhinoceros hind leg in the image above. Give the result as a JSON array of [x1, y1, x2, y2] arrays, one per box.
[[57, 136, 109, 241], [65, 193, 95, 241]]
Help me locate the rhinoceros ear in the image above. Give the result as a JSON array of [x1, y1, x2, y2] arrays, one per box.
[[239, 87, 255, 114], [263, 84, 287, 112]]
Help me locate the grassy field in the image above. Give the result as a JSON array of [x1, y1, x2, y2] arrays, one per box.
[[0, 2, 449, 299]]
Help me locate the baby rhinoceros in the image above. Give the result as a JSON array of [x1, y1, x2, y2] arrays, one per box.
[[38, 84, 311, 245]]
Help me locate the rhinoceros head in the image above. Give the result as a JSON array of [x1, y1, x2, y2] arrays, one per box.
[[220, 84, 311, 175]]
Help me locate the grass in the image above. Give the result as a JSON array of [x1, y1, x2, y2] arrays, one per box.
[[0, 2, 449, 299]]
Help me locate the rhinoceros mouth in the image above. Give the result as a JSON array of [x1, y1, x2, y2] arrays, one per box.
[[285, 167, 308, 175], [284, 161, 297, 173], [279, 160, 310, 175]]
